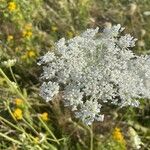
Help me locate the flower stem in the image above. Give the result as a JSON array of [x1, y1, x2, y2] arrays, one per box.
[[90, 124, 93, 150], [0, 132, 21, 145], [0, 68, 30, 108], [38, 115, 60, 145]]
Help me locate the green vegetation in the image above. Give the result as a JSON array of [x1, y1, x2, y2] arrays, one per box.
[[0, 0, 149, 149]]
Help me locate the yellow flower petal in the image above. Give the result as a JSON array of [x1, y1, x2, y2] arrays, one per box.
[[15, 98, 23, 106], [22, 31, 32, 38], [13, 108, 23, 120], [28, 50, 36, 57], [8, 2, 17, 12], [112, 127, 126, 144], [40, 112, 48, 121]]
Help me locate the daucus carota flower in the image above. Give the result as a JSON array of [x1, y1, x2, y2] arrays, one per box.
[[2, 59, 16, 67], [40, 81, 59, 102], [38, 24, 150, 125], [128, 127, 142, 149]]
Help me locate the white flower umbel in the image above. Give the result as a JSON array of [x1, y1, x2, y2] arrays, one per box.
[[2, 59, 16, 68], [38, 24, 150, 125], [40, 81, 59, 102], [75, 100, 104, 125]]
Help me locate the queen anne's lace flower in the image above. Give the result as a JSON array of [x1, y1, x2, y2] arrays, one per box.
[[38, 24, 150, 125], [40, 81, 59, 102], [75, 100, 104, 125]]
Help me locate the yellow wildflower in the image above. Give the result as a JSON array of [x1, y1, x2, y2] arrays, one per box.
[[40, 112, 48, 121], [112, 127, 126, 144], [22, 23, 33, 38], [7, 35, 13, 41], [21, 50, 36, 60], [8, 2, 17, 12], [24, 23, 32, 30], [28, 50, 36, 57], [34, 137, 39, 143], [13, 108, 23, 120], [22, 31, 32, 38], [15, 98, 23, 106], [51, 26, 58, 32]]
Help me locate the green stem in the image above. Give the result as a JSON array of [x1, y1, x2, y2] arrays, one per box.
[[9, 66, 18, 86], [0, 68, 30, 108], [22, 118, 39, 135], [38, 115, 60, 145], [6, 101, 17, 122], [0, 116, 22, 132], [35, 145, 43, 150], [9, 66, 22, 93], [0, 116, 35, 141], [0, 132, 21, 145], [89, 125, 93, 150], [46, 137, 65, 142], [83, 124, 94, 150]]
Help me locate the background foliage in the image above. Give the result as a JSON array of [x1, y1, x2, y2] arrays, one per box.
[[0, 0, 150, 149]]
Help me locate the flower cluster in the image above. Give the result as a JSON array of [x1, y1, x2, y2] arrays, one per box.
[[40, 112, 49, 121], [2, 59, 16, 68], [22, 24, 33, 38], [13, 108, 23, 120], [8, 2, 17, 12], [15, 98, 23, 106], [38, 24, 150, 125], [113, 127, 126, 145]]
